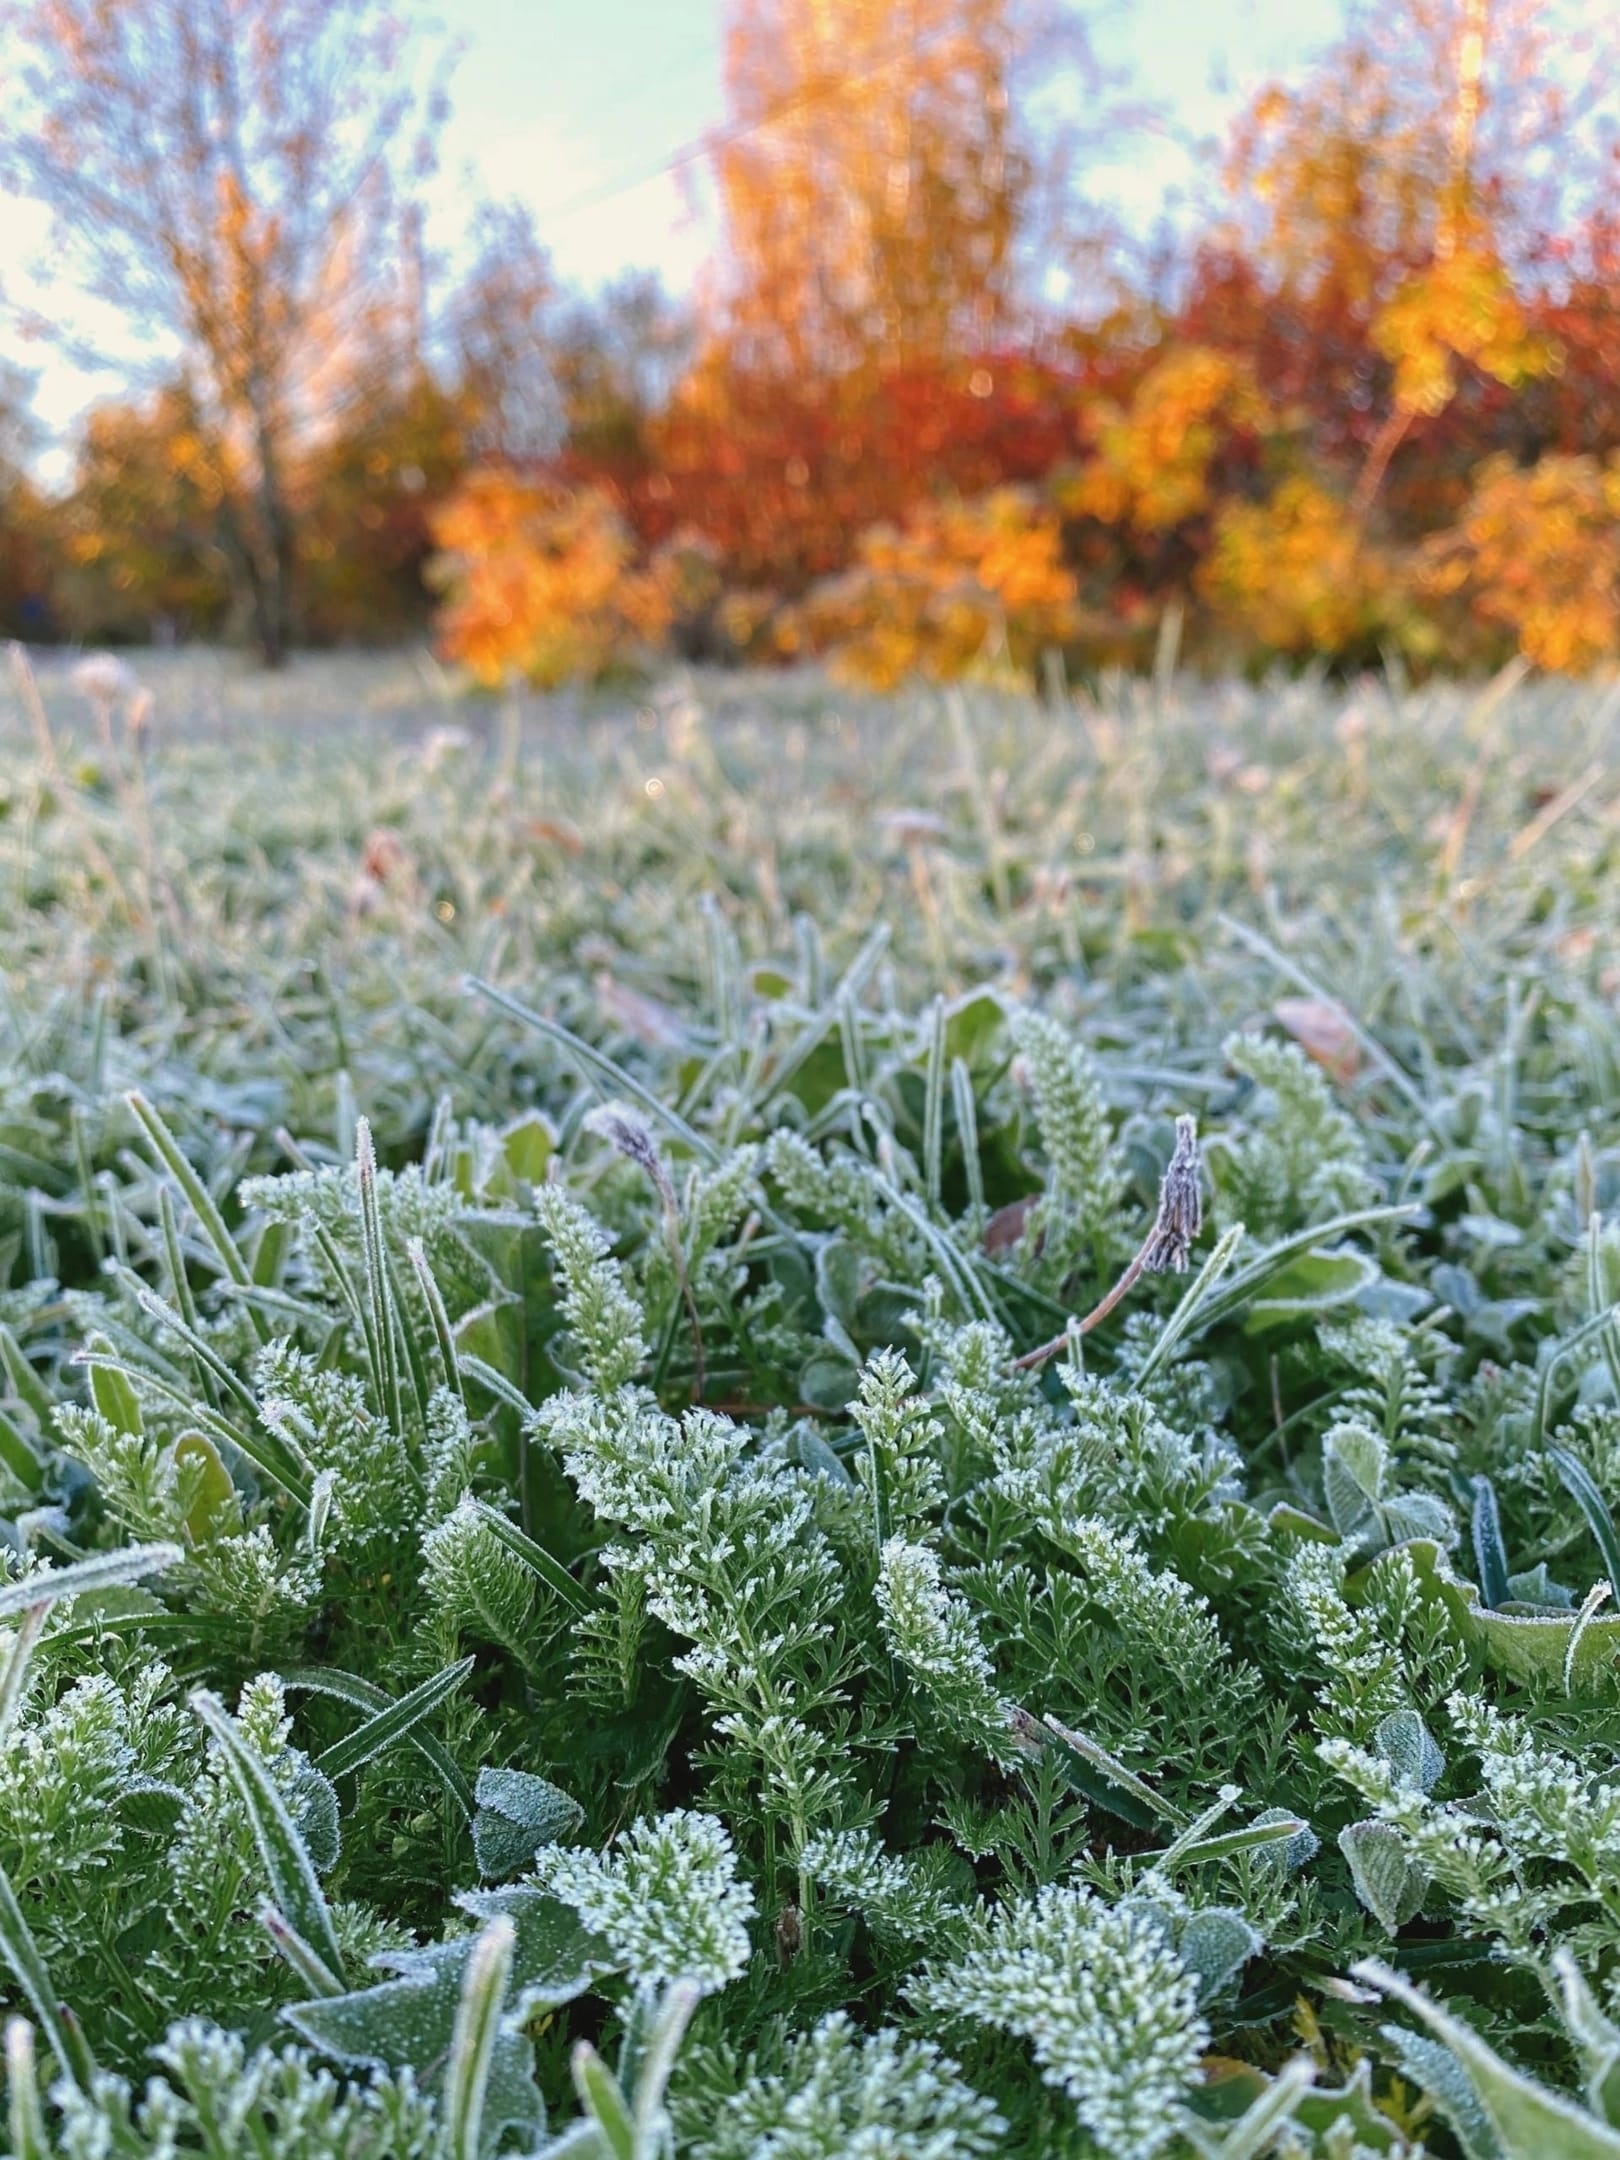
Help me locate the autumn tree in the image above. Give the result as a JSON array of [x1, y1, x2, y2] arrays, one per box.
[[655, 0, 1120, 594], [0, 362, 60, 641], [56, 381, 234, 643], [1209, 0, 1618, 515], [0, 0, 450, 665], [711, 0, 1112, 377], [445, 200, 563, 468]]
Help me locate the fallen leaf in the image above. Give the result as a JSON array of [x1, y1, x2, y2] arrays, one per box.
[[1273, 997, 1362, 1084]]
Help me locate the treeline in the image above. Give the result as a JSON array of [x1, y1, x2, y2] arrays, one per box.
[[1, 0, 1617, 682]]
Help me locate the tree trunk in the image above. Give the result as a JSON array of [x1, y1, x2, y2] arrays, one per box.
[[250, 393, 296, 669]]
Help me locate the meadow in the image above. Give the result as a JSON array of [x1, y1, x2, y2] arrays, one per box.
[[4, 644, 1620, 2156]]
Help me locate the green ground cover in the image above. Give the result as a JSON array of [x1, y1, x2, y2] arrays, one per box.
[[3, 647, 1620, 2155]]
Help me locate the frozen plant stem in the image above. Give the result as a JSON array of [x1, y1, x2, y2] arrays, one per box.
[[585, 1101, 705, 1398], [1013, 1116, 1202, 1372]]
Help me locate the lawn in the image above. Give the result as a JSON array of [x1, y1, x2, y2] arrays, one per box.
[[3, 644, 1620, 2157]]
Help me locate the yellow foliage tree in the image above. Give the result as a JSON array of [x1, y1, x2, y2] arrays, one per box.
[[713, 0, 1058, 379], [1198, 477, 1416, 661], [804, 486, 1077, 687], [428, 471, 674, 688], [1065, 347, 1272, 533], [1370, 246, 1555, 420], [1420, 454, 1620, 673]]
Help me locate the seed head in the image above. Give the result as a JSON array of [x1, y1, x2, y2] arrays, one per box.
[[583, 1100, 675, 1212], [1142, 1115, 1202, 1274]]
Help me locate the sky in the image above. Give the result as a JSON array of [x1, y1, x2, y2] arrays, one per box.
[[2, 0, 1349, 464]]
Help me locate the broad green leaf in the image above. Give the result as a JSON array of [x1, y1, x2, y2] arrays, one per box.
[[473, 1765, 585, 1880], [1340, 1820, 1426, 1931], [1358, 1957, 1620, 2159], [173, 1430, 239, 1542], [286, 1955, 542, 2157], [1323, 1422, 1385, 1532], [1373, 1709, 1444, 1793], [799, 1351, 859, 1413], [500, 1112, 555, 1188], [1402, 1537, 1620, 1688], [87, 1347, 142, 1436], [1179, 1908, 1261, 2001], [1242, 1248, 1379, 1335]]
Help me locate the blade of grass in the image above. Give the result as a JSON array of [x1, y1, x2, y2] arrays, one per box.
[[192, 1689, 345, 1988], [281, 1666, 474, 1818], [314, 1656, 475, 1782]]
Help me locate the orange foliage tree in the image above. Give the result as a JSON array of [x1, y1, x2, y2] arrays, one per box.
[[1419, 454, 1620, 673], [801, 485, 1079, 687], [428, 471, 674, 688], [10, 0, 1620, 684], [646, 0, 1112, 601], [1198, 478, 1422, 665]]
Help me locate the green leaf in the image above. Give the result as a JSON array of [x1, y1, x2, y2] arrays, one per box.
[[1374, 1709, 1444, 1793], [285, 1885, 607, 2150], [473, 1766, 585, 1880], [125, 1091, 257, 1303], [469, 1499, 590, 1617], [1402, 1537, 1620, 1689], [282, 1666, 475, 1818], [814, 1239, 864, 1330], [1357, 1957, 1620, 2159], [446, 1918, 516, 2160], [287, 1953, 542, 2157], [173, 1429, 239, 1542], [315, 1657, 475, 1783], [192, 1690, 345, 1990], [0, 1542, 182, 1625], [5, 2013, 52, 2160], [1242, 1248, 1379, 1335], [0, 1326, 53, 1429], [571, 2042, 635, 2160], [1340, 1820, 1427, 1932], [1472, 1475, 1513, 1608], [0, 1404, 42, 1486], [500, 1112, 556, 1189], [1168, 1204, 1419, 1348], [1154, 1813, 1312, 1871], [1040, 1711, 1185, 1828], [1555, 1949, 1620, 2129], [88, 1348, 142, 1436], [355, 1119, 406, 1440], [799, 1351, 860, 1413], [0, 1854, 95, 2091], [1548, 1446, 1620, 1608], [1178, 1908, 1261, 2002], [1322, 1422, 1385, 1532]]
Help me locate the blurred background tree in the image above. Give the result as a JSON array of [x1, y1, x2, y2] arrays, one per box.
[[0, 0, 452, 663], [0, 0, 1617, 684]]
